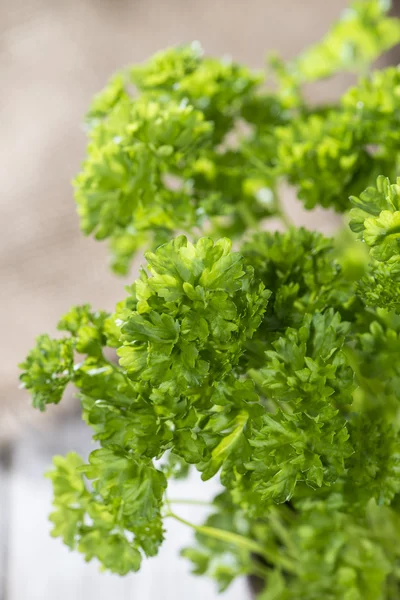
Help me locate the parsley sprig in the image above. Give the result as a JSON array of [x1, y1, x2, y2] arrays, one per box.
[[19, 1, 400, 597]]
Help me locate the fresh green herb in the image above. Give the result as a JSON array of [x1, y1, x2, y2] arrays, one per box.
[[20, 1, 400, 597]]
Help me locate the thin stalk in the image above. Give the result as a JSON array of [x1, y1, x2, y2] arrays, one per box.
[[273, 188, 294, 230], [250, 563, 271, 580], [166, 510, 298, 574], [168, 499, 213, 507], [343, 345, 382, 399], [243, 150, 294, 230], [277, 206, 293, 230]]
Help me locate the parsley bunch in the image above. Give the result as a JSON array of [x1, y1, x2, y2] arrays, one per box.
[[20, 1, 400, 597]]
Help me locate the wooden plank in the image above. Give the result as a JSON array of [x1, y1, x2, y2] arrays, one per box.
[[0, 445, 12, 600], [7, 417, 248, 600]]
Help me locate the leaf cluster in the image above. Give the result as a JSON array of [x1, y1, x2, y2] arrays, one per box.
[[19, 1, 400, 597]]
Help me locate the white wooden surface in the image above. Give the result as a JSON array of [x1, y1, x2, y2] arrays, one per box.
[[0, 450, 10, 600], [2, 418, 249, 600]]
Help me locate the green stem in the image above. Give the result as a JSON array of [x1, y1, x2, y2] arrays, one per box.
[[166, 510, 298, 574], [343, 345, 382, 400], [168, 499, 213, 507], [277, 206, 293, 230], [250, 563, 271, 580], [273, 187, 294, 230], [243, 151, 294, 230]]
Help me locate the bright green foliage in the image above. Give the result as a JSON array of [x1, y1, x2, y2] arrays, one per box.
[[280, 0, 400, 85], [269, 10, 400, 211], [351, 315, 400, 409], [116, 236, 269, 402], [19, 305, 111, 410], [350, 176, 400, 312], [341, 67, 400, 150], [19, 335, 74, 410], [19, 1, 400, 598], [350, 175, 400, 260], [272, 72, 400, 211], [20, 237, 271, 572], [181, 492, 264, 592], [75, 42, 274, 273], [256, 498, 400, 600], [243, 311, 354, 505], [129, 43, 261, 142], [74, 0, 400, 270], [347, 414, 400, 506], [75, 95, 212, 271], [184, 491, 400, 600], [269, 0, 400, 111], [242, 228, 352, 337], [46, 451, 165, 574], [358, 260, 400, 313], [273, 109, 376, 211]]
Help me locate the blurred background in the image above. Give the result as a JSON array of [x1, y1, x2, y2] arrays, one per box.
[[0, 1, 396, 598]]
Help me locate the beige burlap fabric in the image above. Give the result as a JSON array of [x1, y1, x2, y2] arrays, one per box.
[[1, 0, 356, 444]]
